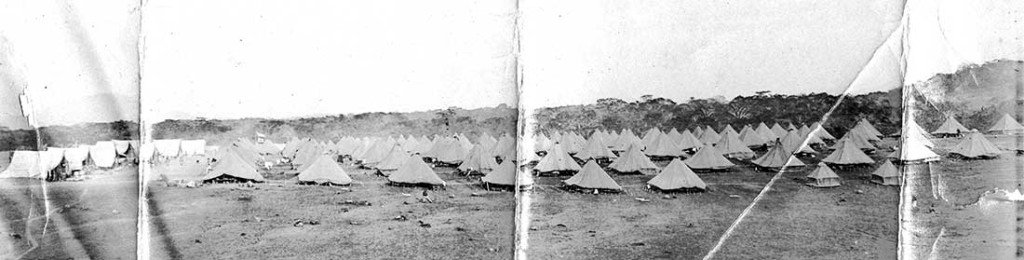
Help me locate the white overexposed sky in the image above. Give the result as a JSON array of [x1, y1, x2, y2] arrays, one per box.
[[140, 0, 519, 121], [2, 0, 1022, 128], [0, 0, 140, 129]]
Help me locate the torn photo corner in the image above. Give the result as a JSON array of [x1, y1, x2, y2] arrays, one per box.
[[1, 0, 1023, 259]]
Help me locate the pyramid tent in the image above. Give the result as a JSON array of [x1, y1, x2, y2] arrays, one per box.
[[755, 123, 778, 142], [427, 137, 468, 164], [832, 130, 876, 151], [809, 122, 836, 140], [905, 120, 935, 147], [482, 161, 532, 187], [739, 125, 768, 147], [641, 128, 664, 148], [90, 141, 118, 168], [534, 134, 552, 152], [931, 115, 969, 136], [294, 143, 326, 168], [850, 123, 883, 142], [948, 131, 1002, 159], [720, 125, 739, 137], [534, 144, 582, 173], [456, 134, 475, 151], [563, 160, 622, 191], [477, 133, 499, 151], [0, 151, 43, 179], [376, 146, 411, 172], [644, 132, 686, 157], [574, 134, 617, 160], [180, 140, 207, 155], [683, 145, 735, 171], [888, 130, 940, 164], [770, 123, 788, 139], [360, 139, 394, 163], [987, 113, 1024, 134], [647, 158, 707, 191], [491, 135, 517, 161], [779, 130, 816, 154], [806, 163, 841, 187], [678, 129, 704, 150], [797, 125, 811, 137], [297, 155, 352, 185], [855, 118, 884, 137], [388, 155, 446, 186], [614, 130, 644, 151], [697, 127, 721, 146], [752, 140, 807, 169], [693, 126, 704, 137], [713, 130, 755, 159], [560, 132, 585, 154], [458, 145, 499, 174], [822, 138, 874, 165], [608, 144, 659, 174], [871, 160, 900, 186], [202, 151, 265, 182], [153, 139, 183, 158], [665, 128, 683, 145]]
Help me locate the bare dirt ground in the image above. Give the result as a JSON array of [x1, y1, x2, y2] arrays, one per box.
[[146, 157, 515, 259], [0, 165, 139, 259], [525, 139, 901, 260], [900, 135, 1024, 259]]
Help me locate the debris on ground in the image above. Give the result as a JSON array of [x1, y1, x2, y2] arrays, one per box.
[[418, 197, 434, 203], [662, 195, 675, 199], [555, 224, 567, 228], [393, 215, 408, 221], [470, 193, 481, 197], [401, 193, 411, 197], [417, 220, 431, 228], [635, 197, 650, 202], [8, 233, 21, 240], [448, 194, 455, 198], [529, 227, 538, 231], [293, 218, 321, 227], [455, 227, 467, 232], [630, 242, 646, 247], [340, 200, 372, 206], [855, 189, 864, 194], [729, 195, 741, 199]]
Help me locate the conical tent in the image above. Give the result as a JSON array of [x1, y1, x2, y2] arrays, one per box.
[[755, 123, 778, 142], [752, 141, 806, 169], [534, 134, 552, 152], [534, 144, 582, 173], [855, 118, 884, 137], [931, 115, 969, 136], [678, 129, 703, 150], [491, 135, 516, 161], [376, 146, 410, 172], [574, 134, 617, 160], [779, 130, 816, 154], [458, 145, 499, 174], [644, 132, 686, 157], [560, 132, 585, 154], [739, 125, 767, 147], [809, 122, 835, 140], [297, 155, 352, 185], [720, 125, 739, 137], [614, 130, 643, 151], [683, 145, 735, 170], [949, 131, 1002, 158], [202, 151, 265, 182], [665, 128, 683, 145], [427, 138, 467, 164], [850, 123, 882, 142], [608, 144, 659, 174], [987, 113, 1024, 134], [806, 163, 841, 187], [564, 160, 622, 191], [871, 160, 900, 186], [770, 123, 788, 139], [822, 138, 874, 165], [832, 130, 876, 151], [482, 161, 532, 187], [647, 158, 707, 191], [713, 130, 755, 159], [0, 151, 43, 179], [693, 126, 704, 137], [641, 128, 664, 148], [697, 127, 721, 146], [388, 155, 446, 186], [888, 130, 939, 164]]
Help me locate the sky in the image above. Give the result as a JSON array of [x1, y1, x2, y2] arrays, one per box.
[[0, 0, 140, 129], [2, 0, 1022, 128]]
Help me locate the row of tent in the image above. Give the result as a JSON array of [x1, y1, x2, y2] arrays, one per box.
[[931, 113, 1024, 136], [0, 140, 140, 179], [142, 139, 210, 161]]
